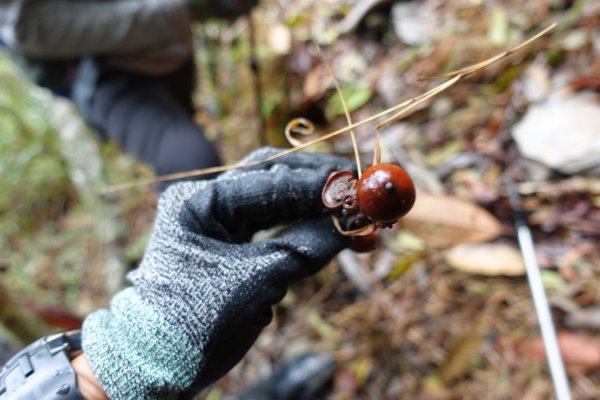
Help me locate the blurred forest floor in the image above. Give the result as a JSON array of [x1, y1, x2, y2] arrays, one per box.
[[1, 0, 600, 399]]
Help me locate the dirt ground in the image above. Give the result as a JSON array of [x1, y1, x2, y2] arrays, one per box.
[[199, 1, 600, 398]]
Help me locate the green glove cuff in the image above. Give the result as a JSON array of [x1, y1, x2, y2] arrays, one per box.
[[82, 288, 203, 400]]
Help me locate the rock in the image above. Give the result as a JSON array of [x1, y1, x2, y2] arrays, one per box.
[[391, 2, 439, 46], [512, 92, 600, 174]]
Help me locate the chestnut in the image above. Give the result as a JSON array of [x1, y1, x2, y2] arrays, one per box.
[[356, 164, 415, 223], [349, 231, 380, 253], [321, 163, 416, 242]]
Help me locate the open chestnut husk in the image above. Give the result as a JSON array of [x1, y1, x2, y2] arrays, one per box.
[[322, 163, 416, 236], [321, 170, 357, 213]]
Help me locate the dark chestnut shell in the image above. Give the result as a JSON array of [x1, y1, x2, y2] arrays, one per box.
[[322, 170, 356, 210], [349, 231, 379, 253], [356, 164, 415, 223]]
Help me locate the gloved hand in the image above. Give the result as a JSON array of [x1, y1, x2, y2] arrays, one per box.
[[81, 148, 354, 399], [185, 0, 259, 21]]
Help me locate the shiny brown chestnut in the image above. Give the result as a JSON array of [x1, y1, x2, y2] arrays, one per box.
[[321, 163, 415, 254], [356, 164, 415, 223]]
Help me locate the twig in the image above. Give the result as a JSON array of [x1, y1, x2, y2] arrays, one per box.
[[102, 23, 556, 194], [315, 43, 363, 177], [248, 14, 267, 146]]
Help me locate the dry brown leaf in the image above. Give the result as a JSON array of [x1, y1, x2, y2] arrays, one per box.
[[401, 193, 503, 247], [23, 298, 84, 330], [566, 307, 600, 330], [439, 328, 486, 384], [445, 243, 525, 277], [527, 331, 600, 373], [334, 369, 359, 398], [302, 65, 329, 101]]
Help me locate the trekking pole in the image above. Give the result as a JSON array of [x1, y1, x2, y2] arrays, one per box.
[[507, 181, 571, 400]]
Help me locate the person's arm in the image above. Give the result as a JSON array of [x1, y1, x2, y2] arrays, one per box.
[[76, 148, 354, 399], [3, 0, 258, 58], [0, 148, 351, 399], [4, 0, 191, 58]]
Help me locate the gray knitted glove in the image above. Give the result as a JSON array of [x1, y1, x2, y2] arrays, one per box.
[[81, 148, 354, 399]]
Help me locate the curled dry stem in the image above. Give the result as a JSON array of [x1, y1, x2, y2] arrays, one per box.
[[284, 117, 316, 147], [419, 23, 556, 81], [101, 23, 555, 194], [332, 215, 376, 237]]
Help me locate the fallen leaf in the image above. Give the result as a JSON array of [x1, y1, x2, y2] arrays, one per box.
[[302, 65, 329, 101], [439, 328, 486, 383], [334, 369, 358, 398], [488, 6, 509, 46], [337, 249, 373, 293], [422, 375, 452, 399], [540, 270, 567, 292], [445, 243, 525, 277], [388, 230, 427, 252], [566, 307, 600, 330], [386, 251, 428, 281], [307, 310, 335, 338], [350, 356, 374, 387], [326, 85, 373, 116], [25, 301, 83, 330], [204, 388, 222, 400], [512, 92, 600, 174], [267, 23, 292, 55], [522, 62, 552, 103], [337, 0, 388, 34], [570, 75, 600, 93], [527, 331, 600, 373], [401, 193, 503, 247], [391, 2, 439, 46], [561, 29, 590, 51]]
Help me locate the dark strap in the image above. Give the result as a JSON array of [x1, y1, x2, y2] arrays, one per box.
[[8, 51, 80, 96]]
